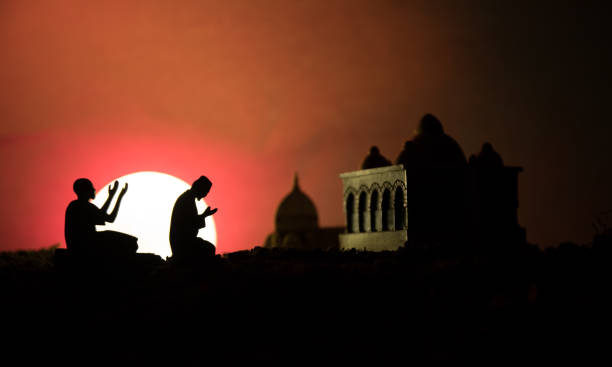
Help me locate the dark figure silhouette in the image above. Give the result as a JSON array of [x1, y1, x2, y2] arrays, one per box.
[[169, 176, 218, 261], [361, 146, 391, 169], [64, 178, 138, 257]]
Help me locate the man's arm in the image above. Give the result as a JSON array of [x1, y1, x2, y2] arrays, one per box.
[[106, 183, 128, 223], [196, 206, 218, 229], [100, 181, 119, 214]]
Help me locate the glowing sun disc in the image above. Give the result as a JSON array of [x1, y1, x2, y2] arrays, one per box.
[[92, 171, 217, 259]]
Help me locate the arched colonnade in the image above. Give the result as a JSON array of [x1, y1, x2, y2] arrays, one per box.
[[344, 180, 407, 234]]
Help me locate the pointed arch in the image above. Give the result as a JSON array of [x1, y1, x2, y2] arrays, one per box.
[[382, 188, 391, 231], [370, 189, 379, 232], [394, 186, 406, 230], [346, 193, 355, 233], [358, 191, 367, 232]]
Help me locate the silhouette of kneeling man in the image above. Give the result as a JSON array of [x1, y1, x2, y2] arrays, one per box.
[[64, 178, 138, 259], [169, 176, 217, 261]]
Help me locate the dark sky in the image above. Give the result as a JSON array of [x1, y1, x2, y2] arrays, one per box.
[[1, 0, 611, 252]]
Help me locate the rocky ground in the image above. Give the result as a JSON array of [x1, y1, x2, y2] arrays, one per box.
[[1, 239, 611, 365]]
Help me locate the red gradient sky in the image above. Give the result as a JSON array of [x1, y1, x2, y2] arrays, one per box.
[[1, 0, 611, 253]]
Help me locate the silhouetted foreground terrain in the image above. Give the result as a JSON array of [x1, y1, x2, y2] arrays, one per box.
[[2, 239, 611, 365]]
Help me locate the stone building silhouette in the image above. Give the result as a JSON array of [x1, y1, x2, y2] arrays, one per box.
[[339, 165, 408, 251], [339, 114, 525, 251], [264, 174, 343, 250]]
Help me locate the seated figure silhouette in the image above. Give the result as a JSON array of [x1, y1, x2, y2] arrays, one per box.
[[169, 176, 218, 262], [64, 178, 138, 259]]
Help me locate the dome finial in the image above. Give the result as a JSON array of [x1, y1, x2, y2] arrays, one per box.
[[293, 172, 299, 190]]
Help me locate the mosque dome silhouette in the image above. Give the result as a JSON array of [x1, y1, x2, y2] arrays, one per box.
[[275, 173, 319, 233], [361, 146, 392, 170], [397, 113, 467, 168], [264, 173, 343, 250]]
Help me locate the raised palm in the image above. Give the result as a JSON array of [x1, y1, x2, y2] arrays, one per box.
[[119, 183, 128, 197], [108, 181, 119, 196]]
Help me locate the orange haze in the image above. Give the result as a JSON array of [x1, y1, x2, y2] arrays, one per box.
[[1, 0, 611, 252]]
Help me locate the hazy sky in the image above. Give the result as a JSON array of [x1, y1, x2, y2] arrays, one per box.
[[1, 0, 611, 253]]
